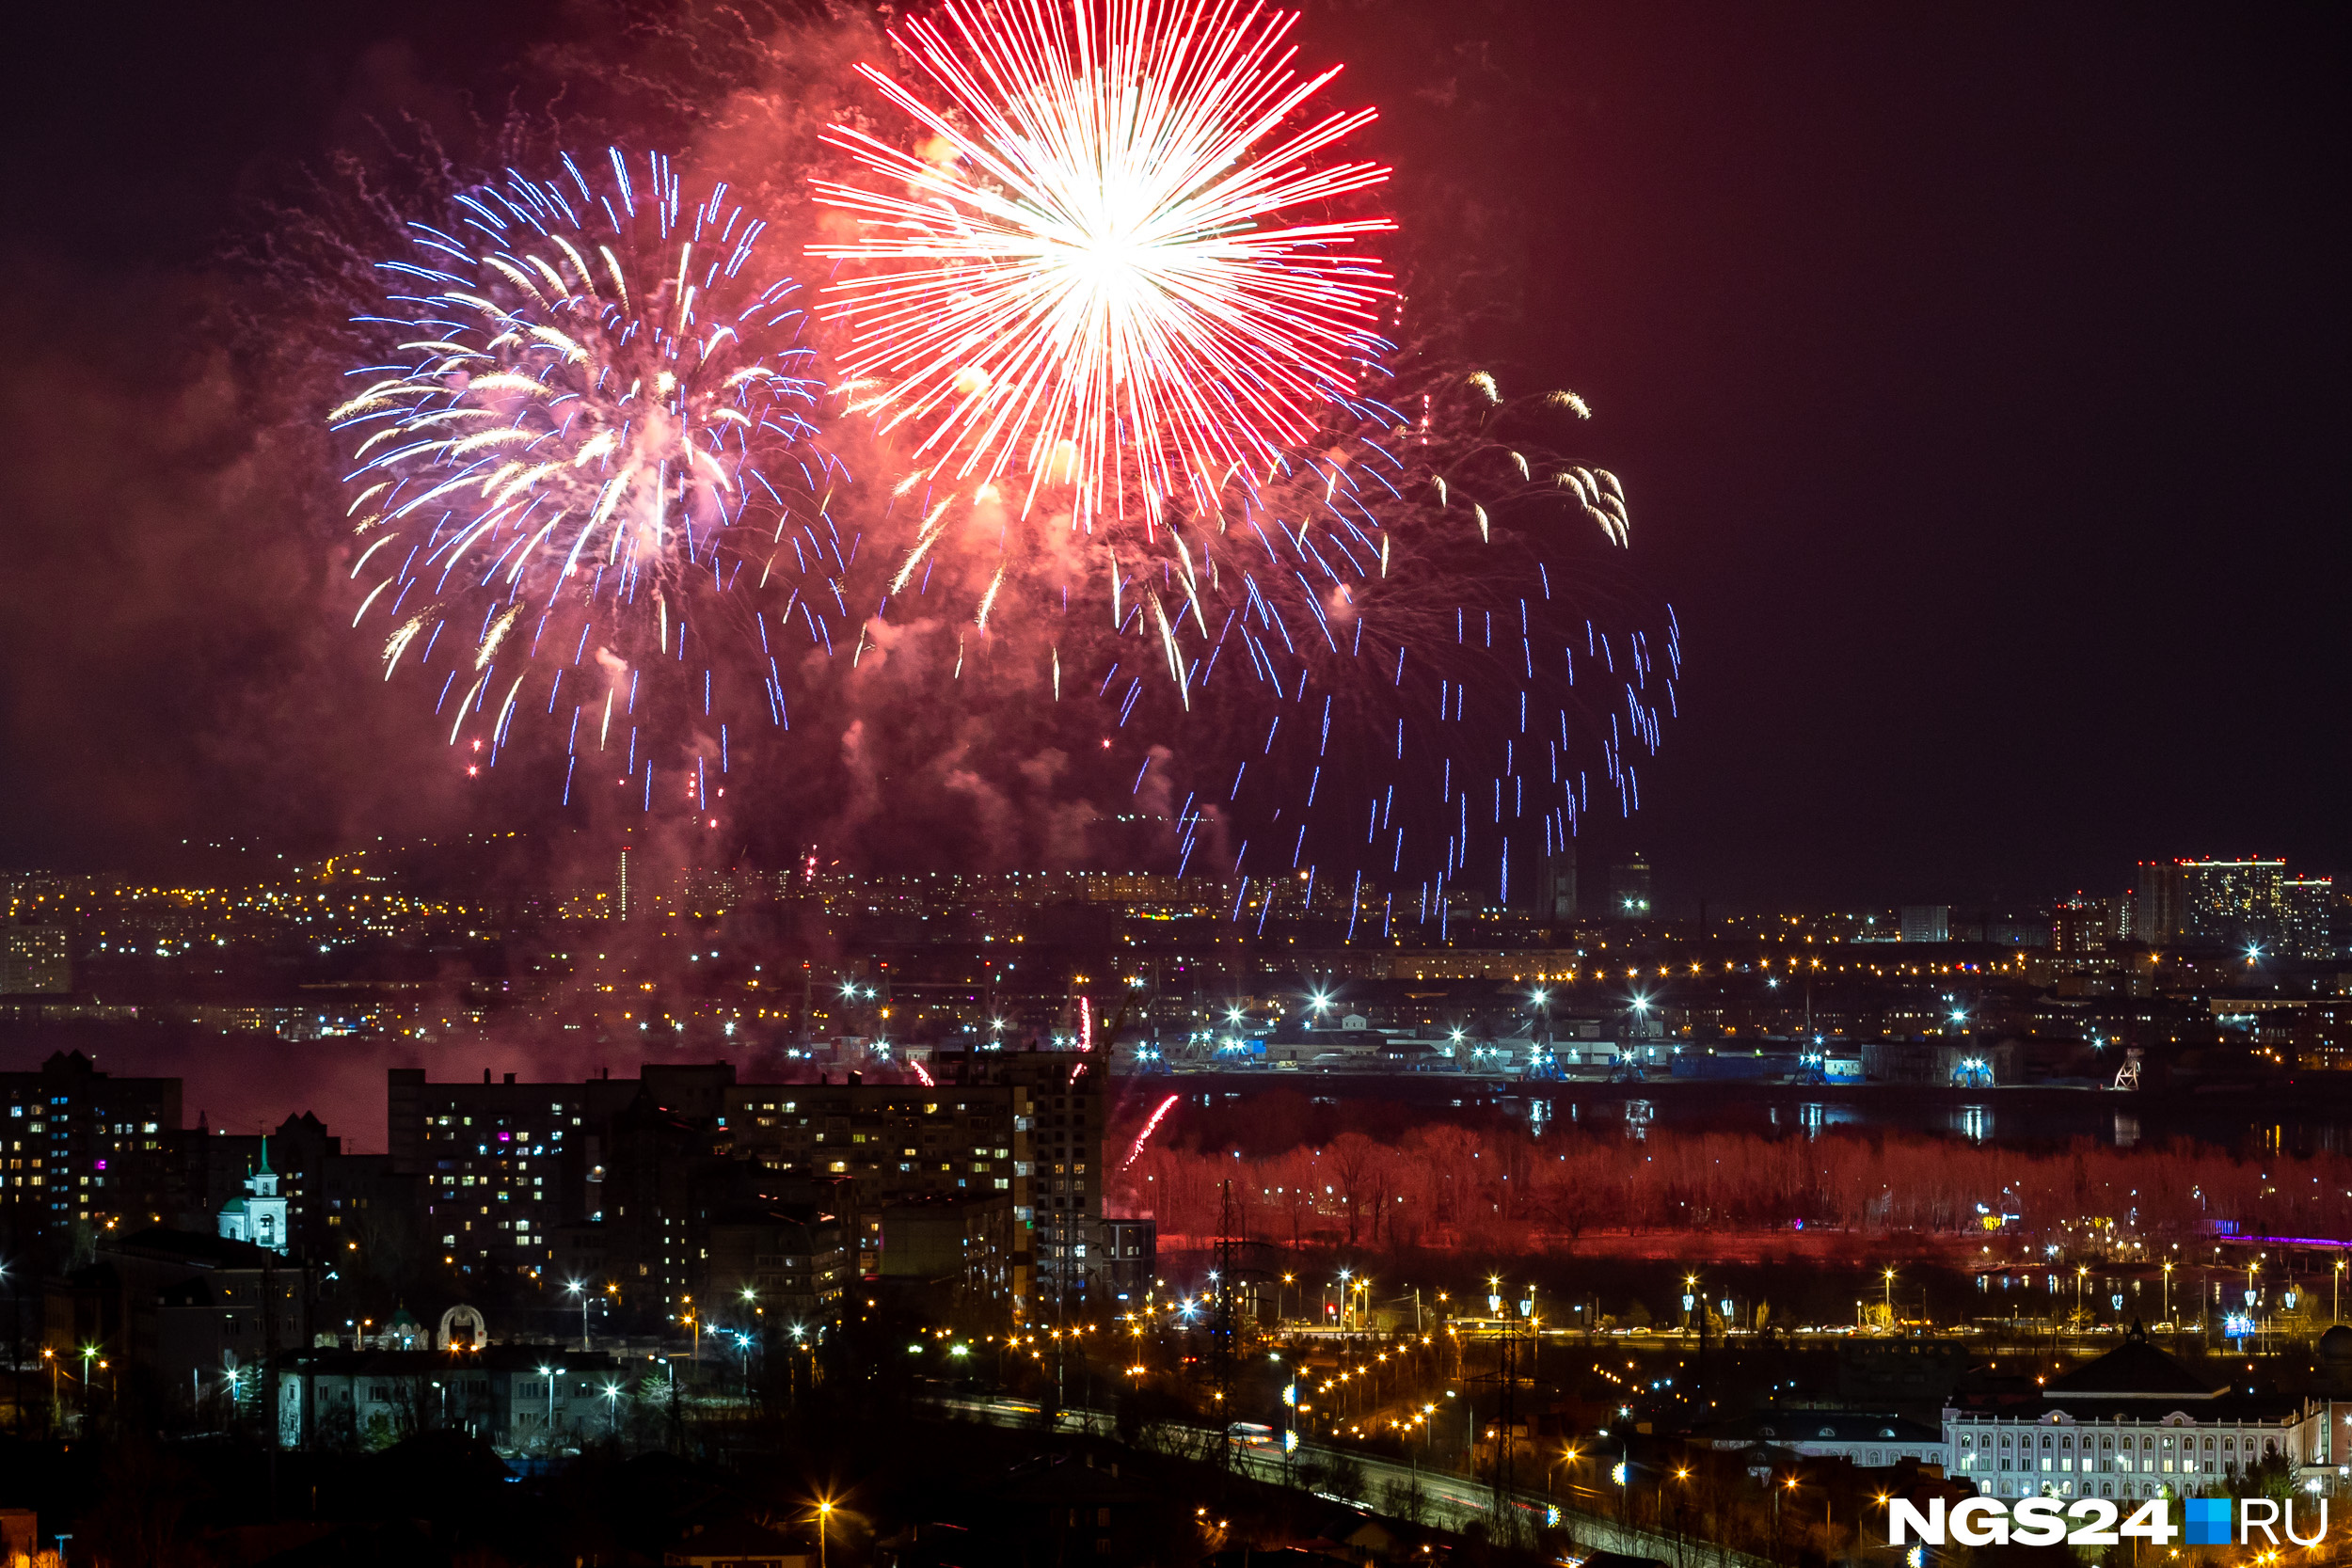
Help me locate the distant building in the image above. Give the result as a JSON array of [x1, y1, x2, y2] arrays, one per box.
[[1610, 854, 1653, 919], [0, 1050, 181, 1251], [1514, 843, 1577, 922], [0, 924, 70, 994], [385, 1051, 1108, 1322], [1099, 1216, 1157, 1303], [1862, 1037, 2018, 1085], [875, 1192, 1014, 1319], [215, 1138, 290, 1254], [1899, 905, 1951, 943], [729, 1051, 1109, 1312], [190, 1112, 421, 1264], [386, 1064, 657, 1274], [2051, 897, 2123, 957], [51, 1227, 307, 1408], [275, 1346, 624, 1451], [1703, 1411, 1947, 1473], [2132, 858, 2289, 950], [704, 1203, 848, 1323], [1946, 1324, 2342, 1501], [2284, 878, 2336, 959]]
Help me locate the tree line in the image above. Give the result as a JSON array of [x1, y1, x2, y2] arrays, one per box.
[[1111, 1124, 2350, 1252]]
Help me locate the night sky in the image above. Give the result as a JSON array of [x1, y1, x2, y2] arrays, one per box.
[[2, 1, 2344, 911]]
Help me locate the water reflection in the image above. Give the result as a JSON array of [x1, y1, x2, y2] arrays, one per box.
[[1336, 1080, 2352, 1154]]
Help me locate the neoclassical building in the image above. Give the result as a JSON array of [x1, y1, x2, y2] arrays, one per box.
[[1947, 1323, 2348, 1500]]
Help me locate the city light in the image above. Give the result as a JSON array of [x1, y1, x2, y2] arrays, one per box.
[[3, 8, 2344, 1560]]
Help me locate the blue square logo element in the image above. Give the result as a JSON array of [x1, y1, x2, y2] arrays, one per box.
[[2185, 1497, 2232, 1545]]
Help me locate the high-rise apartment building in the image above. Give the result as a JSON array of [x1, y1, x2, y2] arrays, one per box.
[[386, 1066, 660, 1274], [724, 1050, 1122, 1315], [2051, 897, 2124, 956], [0, 924, 70, 993], [1516, 844, 1577, 923], [2132, 859, 2289, 949], [0, 1050, 181, 1257], [1610, 855, 1653, 920], [704, 1204, 849, 1323], [386, 1053, 1122, 1322], [1899, 905, 1951, 943], [2284, 878, 2337, 959]]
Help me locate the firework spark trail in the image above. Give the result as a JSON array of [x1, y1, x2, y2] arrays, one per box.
[[832, 355, 1675, 916], [1122, 1092, 1181, 1170], [332, 148, 836, 793], [812, 0, 1394, 528]]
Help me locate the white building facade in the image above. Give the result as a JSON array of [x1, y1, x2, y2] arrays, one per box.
[[1945, 1327, 2348, 1500]]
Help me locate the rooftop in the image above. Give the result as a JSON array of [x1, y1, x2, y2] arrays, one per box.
[[2043, 1326, 2228, 1401]]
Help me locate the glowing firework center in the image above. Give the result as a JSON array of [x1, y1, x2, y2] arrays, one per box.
[[812, 0, 1394, 528]]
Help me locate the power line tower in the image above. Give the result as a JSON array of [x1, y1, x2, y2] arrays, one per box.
[[1212, 1179, 1239, 1419], [1473, 1286, 1542, 1543]]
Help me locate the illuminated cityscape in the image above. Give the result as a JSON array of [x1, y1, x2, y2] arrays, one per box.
[[2, 1, 2346, 1564], [6, 838, 2352, 1562]]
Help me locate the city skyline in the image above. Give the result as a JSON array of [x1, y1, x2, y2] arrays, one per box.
[[2, 5, 2348, 1562]]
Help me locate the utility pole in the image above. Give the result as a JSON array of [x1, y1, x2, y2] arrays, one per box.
[[1691, 1274, 1706, 1416], [1498, 1320, 1518, 1531], [5, 1239, 19, 1437], [1475, 1304, 1529, 1541], [1213, 1179, 1238, 1429]]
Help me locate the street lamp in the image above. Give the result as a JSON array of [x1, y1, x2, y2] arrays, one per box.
[[815, 1498, 836, 1568], [600, 1381, 622, 1437], [536, 1364, 556, 1442], [566, 1279, 590, 1351], [2163, 1260, 2174, 1326]]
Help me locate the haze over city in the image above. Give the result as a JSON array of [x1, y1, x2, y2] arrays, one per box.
[[1, 3, 2347, 1567]]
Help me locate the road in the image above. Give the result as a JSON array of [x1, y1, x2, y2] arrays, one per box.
[[932, 1395, 1770, 1567]]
